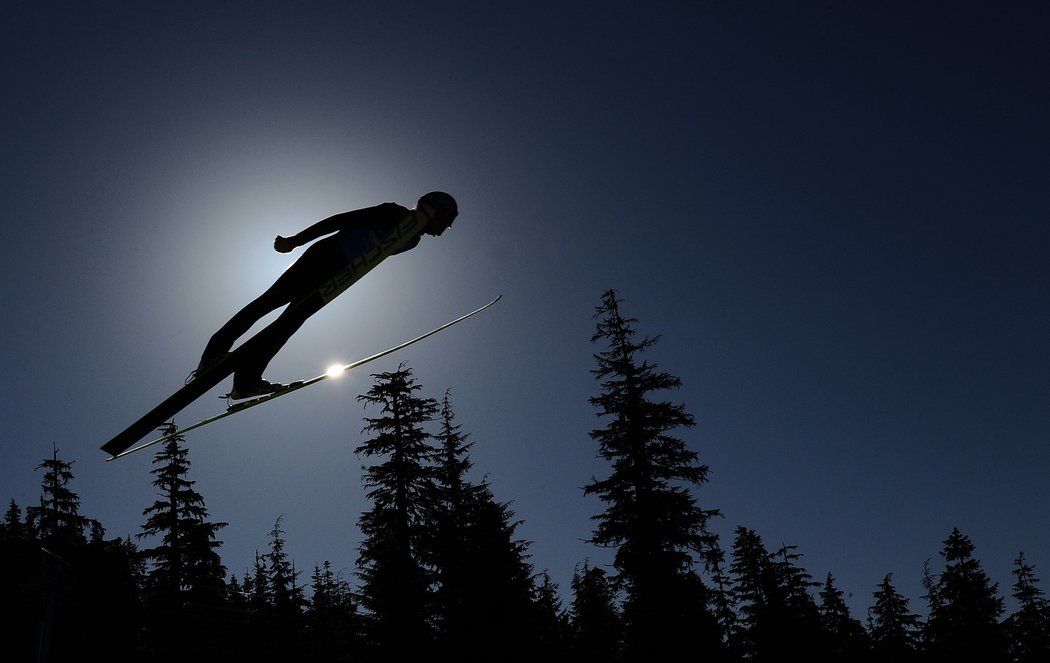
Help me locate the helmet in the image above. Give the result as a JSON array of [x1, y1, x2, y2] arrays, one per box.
[[417, 191, 458, 221]]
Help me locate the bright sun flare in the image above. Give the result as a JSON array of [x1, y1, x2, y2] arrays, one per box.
[[326, 364, 344, 378]]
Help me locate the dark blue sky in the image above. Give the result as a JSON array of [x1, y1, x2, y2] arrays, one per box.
[[2, 1, 1048, 617]]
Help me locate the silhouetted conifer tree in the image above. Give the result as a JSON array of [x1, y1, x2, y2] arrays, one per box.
[[923, 527, 1007, 661], [570, 562, 623, 661], [427, 389, 538, 659], [138, 424, 228, 604], [2, 499, 28, 541], [773, 542, 824, 658], [136, 423, 229, 661], [585, 289, 722, 658], [867, 573, 921, 660], [230, 551, 277, 661], [1003, 552, 1050, 662], [428, 387, 484, 650], [266, 515, 303, 619], [355, 364, 439, 656], [261, 515, 306, 656], [707, 544, 742, 657], [729, 527, 824, 660], [28, 445, 87, 549], [227, 573, 248, 613], [306, 561, 362, 661], [818, 572, 870, 659], [728, 526, 767, 657], [247, 551, 271, 614], [531, 570, 572, 655], [16, 448, 143, 661]]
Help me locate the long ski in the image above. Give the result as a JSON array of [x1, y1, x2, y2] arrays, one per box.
[[105, 294, 501, 461]]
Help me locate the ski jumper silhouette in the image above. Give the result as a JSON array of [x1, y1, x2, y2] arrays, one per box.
[[196, 191, 458, 399]]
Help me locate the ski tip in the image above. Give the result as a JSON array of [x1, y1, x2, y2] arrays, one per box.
[[104, 447, 132, 462], [481, 294, 502, 308]]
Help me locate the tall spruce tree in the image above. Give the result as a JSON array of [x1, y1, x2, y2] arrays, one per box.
[[818, 572, 870, 659], [728, 526, 773, 658], [923, 527, 1007, 661], [1003, 552, 1050, 662], [266, 515, 303, 621], [707, 543, 741, 657], [867, 573, 921, 660], [570, 562, 623, 661], [235, 551, 276, 662], [29, 445, 88, 549], [427, 389, 538, 659], [355, 364, 439, 655], [585, 288, 722, 657], [306, 560, 362, 661], [226, 573, 248, 614], [729, 527, 824, 660], [25, 448, 142, 661], [136, 423, 229, 662], [263, 515, 306, 656], [531, 570, 572, 656], [428, 387, 481, 650], [247, 551, 271, 615], [2, 499, 28, 542], [138, 423, 227, 606]]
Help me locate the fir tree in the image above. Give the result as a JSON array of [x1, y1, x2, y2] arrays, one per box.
[[531, 570, 572, 656], [233, 551, 277, 662], [427, 389, 538, 659], [263, 515, 305, 656], [428, 387, 480, 649], [1, 499, 28, 542], [727, 526, 768, 657], [923, 527, 1007, 661], [818, 572, 870, 659], [19, 448, 143, 661], [570, 562, 623, 661], [247, 551, 271, 615], [585, 288, 722, 657], [227, 573, 248, 614], [1003, 552, 1050, 662], [28, 445, 87, 549], [771, 542, 823, 658], [136, 424, 228, 662], [770, 543, 820, 614], [355, 364, 439, 655], [707, 543, 742, 656], [266, 515, 302, 620], [138, 423, 227, 606], [867, 573, 921, 660], [729, 527, 823, 660], [306, 561, 362, 661]]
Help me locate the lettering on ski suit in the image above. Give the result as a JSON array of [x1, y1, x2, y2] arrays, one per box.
[[318, 212, 426, 303]]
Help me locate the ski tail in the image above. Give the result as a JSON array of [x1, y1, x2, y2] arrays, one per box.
[[99, 354, 239, 457]]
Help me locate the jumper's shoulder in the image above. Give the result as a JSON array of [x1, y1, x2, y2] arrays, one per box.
[[376, 201, 410, 215], [352, 202, 411, 230]]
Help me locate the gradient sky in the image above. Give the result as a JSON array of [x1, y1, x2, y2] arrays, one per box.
[[3, 2, 1048, 617]]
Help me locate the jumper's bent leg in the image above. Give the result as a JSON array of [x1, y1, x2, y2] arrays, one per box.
[[232, 293, 326, 387]]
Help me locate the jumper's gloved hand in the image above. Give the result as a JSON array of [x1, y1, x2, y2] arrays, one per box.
[[274, 235, 297, 253]]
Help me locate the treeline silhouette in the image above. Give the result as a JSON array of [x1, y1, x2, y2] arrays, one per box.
[[3, 289, 1048, 662]]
